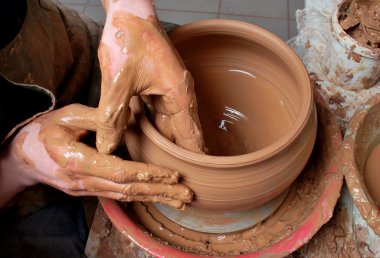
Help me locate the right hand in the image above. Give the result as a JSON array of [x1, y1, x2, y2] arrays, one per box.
[[1, 104, 192, 209], [96, 3, 205, 155]]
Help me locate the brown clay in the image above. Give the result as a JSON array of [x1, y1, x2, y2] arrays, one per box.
[[339, 0, 380, 48], [124, 88, 343, 256], [125, 19, 317, 211], [340, 93, 380, 236]]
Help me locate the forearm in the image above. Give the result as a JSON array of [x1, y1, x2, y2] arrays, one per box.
[[0, 138, 35, 208], [102, 0, 156, 18], [0, 168, 26, 208]]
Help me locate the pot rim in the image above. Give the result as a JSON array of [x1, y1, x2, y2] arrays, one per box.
[[133, 19, 314, 167], [331, 6, 380, 59]]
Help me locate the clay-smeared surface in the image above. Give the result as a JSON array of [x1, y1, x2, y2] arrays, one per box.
[[364, 143, 380, 208], [122, 89, 343, 256], [339, 0, 380, 48]]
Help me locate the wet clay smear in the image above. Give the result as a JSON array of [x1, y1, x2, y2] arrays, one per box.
[[364, 143, 380, 208], [339, 0, 380, 48], [124, 89, 342, 256]]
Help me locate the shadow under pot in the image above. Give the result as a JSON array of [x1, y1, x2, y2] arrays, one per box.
[[341, 93, 380, 236], [125, 19, 317, 211]]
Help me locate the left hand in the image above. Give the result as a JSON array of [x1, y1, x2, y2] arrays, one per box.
[[0, 104, 193, 209]]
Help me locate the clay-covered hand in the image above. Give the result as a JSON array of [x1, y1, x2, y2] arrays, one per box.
[[96, 0, 205, 154], [0, 104, 192, 209]]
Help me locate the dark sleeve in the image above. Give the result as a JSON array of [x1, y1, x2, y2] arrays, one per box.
[[0, 75, 53, 143], [0, 0, 27, 49]]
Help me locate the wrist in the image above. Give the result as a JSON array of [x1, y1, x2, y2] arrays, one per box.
[[104, 0, 156, 19], [0, 136, 37, 207]]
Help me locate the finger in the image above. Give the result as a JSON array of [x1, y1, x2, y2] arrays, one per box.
[[67, 190, 126, 201], [166, 108, 205, 153], [96, 47, 135, 154], [70, 190, 187, 209], [148, 71, 205, 153], [121, 183, 193, 203], [39, 104, 98, 131], [43, 130, 180, 184], [96, 100, 129, 154], [66, 176, 192, 202], [66, 190, 186, 209], [62, 176, 192, 209], [154, 112, 175, 142], [121, 196, 187, 209]]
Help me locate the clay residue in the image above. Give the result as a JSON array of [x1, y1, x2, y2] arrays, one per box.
[[339, 0, 380, 48], [329, 92, 345, 105], [125, 89, 343, 256], [365, 143, 380, 208], [294, 206, 361, 258], [85, 205, 155, 258]]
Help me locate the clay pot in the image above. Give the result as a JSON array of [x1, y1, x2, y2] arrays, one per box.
[[100, 88, 343, 257], [322, 6, 380, 90], [340, 94, 380, 236], [125, 19, 317, 211]]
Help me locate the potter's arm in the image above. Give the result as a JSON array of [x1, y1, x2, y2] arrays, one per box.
[[96, 0, 205, 154]]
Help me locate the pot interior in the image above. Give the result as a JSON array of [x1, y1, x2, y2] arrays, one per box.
[[174, 33, 302, 156]]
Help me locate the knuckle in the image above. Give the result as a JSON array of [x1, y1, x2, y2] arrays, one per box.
[[98, 107, 118, 125], [122, 184, 133, 195], [111, 169, 125, 183], [67, 180, 85, 192]]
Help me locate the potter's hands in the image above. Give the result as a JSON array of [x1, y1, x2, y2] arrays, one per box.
[[96, 0, 205, 154], [0, 104, 192, 209]]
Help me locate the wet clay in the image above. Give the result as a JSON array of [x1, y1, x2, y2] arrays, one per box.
[[364, 143, 380, 208], [123, 88, 343, 256], [125, 19, 316, 210], [96, 11, 204, 154], [339, 0, 380, 48]]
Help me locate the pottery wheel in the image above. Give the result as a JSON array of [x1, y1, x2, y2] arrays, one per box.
[[153, 191, 288, 234], [121, 89, 344, 257]]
